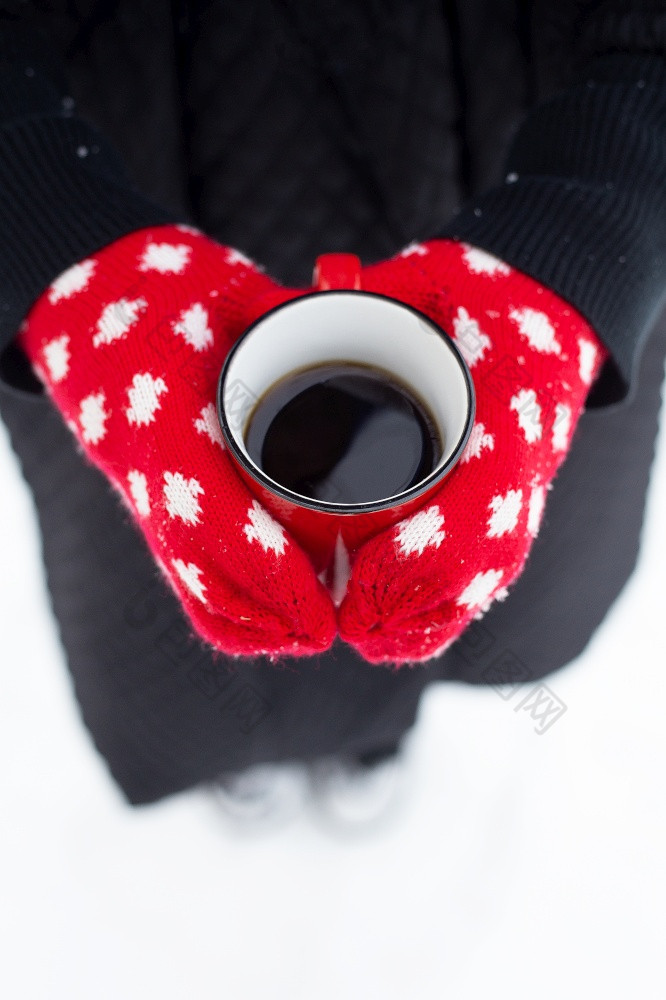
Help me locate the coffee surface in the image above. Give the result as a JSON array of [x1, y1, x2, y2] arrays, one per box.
[[244, 361, 443, 505]]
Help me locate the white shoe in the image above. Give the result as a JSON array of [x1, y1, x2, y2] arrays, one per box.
[[308, 749, 410, 833], [210, 762, 310, 829]]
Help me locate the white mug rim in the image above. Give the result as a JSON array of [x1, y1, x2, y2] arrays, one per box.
[[216, 288, 476, 514]]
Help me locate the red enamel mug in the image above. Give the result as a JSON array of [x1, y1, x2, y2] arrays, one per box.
[[216, 253, 475, 588]]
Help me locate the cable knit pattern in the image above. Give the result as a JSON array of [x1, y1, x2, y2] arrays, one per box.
[[17, 224, 337, 660], [337, 238, 610, 665]]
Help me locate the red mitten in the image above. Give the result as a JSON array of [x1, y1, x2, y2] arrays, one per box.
[[17, 224, 337, 660], [337, 239, 610, 665]]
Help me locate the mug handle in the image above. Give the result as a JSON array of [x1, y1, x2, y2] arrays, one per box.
[[313, 253, 362, 291]]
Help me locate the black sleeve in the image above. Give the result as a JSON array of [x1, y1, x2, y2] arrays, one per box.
[[434, 0, 666, 409], [0, 12, 182, 358]]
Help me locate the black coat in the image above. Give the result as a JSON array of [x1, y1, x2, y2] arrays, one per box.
[[0, 0, 665, 804]]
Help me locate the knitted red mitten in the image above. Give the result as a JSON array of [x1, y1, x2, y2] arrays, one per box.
[[337, 239, 610, 665], [18, 224, 337, 660]]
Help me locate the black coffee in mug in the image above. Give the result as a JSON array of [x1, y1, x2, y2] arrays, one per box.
[[244, 360, 444, 505]]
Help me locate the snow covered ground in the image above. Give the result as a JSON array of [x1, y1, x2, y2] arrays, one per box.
[[1, 387, 665, 1000]]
